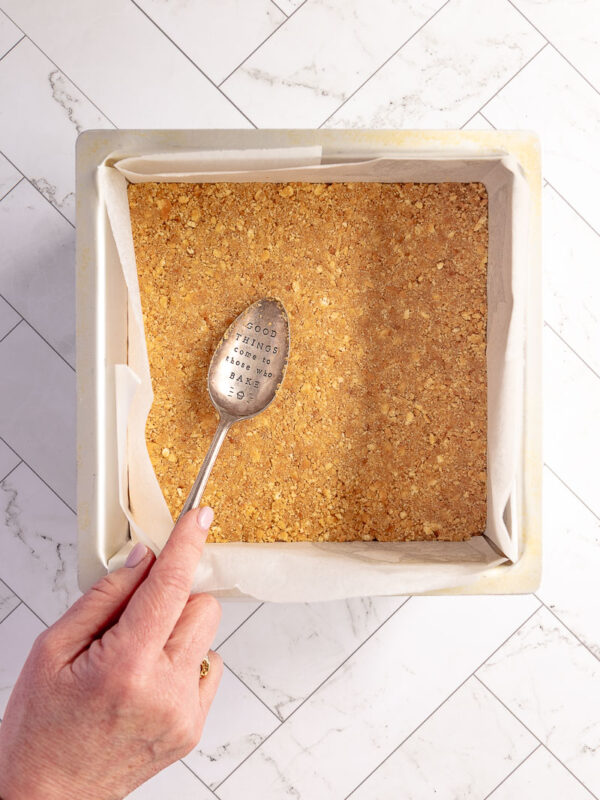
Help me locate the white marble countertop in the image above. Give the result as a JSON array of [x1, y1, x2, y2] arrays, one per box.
[[0, 1, 599, 798]]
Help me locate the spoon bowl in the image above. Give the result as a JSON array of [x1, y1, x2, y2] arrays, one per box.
[[179, 297, 289, 519]]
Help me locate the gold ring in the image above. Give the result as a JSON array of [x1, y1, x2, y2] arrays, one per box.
[[200, 656, 210, 678]]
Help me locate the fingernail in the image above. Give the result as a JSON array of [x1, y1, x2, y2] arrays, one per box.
[[125, 542, 147, 568], [196, 506, 214, 531]]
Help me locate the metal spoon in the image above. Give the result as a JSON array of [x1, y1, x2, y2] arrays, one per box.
[[178, 297, 290, 519]]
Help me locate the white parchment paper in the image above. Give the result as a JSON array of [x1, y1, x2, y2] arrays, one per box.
[[100, 146, 528, 601]]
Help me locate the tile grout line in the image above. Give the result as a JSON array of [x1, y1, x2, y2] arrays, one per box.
[[549, 42, 600, 100], [540, 745, 599, 800], [215, 596, 412, 775], [177, 759, 220, 798], [0, 436, 76, 515], [546, 319, 600, 378], [218, 0, 309, 87], [0, 291, 75, 372], [534, 595, 600, 664], [0, 318, 23, 346], [0, 147, 76, 230], [219, 599, 410, 721], [213, 597, 410, 792], [128, 0, 258, 129], [215, 603, 264, 651], [0, 574, 50, 630], [502, 0, 549, 45], [223, 663, 282, 722], [481, 742, 542, 800], [467, 41, 548, 127], [0, 175, 25, 204], [544, 463, 600, 525], [0, 11, 119, 129], [318, 0, 453, 129], [474, 676, 600, 800], [504, 0, 600, 101], [0, 33, 25, 63], [540, 460, 600, 662], [544, 321, 600, 382], [217, 595, 410, 710], [0, 459, 23, 485], [0, 599, 23, 627], [474, 111, 600, 241], [344, 602, 544, 799], [0, 599, 21, 626], [544, 179, 600, 240], [461, 108, 494, 130], [268, 0, 288, 18], [478, 111, 496, 128]]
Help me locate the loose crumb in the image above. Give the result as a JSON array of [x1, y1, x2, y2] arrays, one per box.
[[129, 181, 488, 543]]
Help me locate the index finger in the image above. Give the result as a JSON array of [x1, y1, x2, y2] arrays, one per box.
[[118, 506, 214, 651]]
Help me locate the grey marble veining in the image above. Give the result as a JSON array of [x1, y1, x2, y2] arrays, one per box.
[[0, 463, 79, 625]]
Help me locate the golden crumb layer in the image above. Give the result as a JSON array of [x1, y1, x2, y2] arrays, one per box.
[[129, 181, 487, 543]]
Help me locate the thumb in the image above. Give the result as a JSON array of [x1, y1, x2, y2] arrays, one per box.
[[49, 543, 155, 662]]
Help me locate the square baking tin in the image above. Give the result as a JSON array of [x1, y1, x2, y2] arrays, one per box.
[[76, 129, 541, 596]]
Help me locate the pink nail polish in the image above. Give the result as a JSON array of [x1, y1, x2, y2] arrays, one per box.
[[196, 506, 214, 531], [125, 542, 147, 568]]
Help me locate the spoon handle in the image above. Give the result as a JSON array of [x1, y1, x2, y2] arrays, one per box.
[[178, 415, 233, 520]]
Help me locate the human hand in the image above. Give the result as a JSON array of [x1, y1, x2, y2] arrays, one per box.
[[0, 507, 222, 800]]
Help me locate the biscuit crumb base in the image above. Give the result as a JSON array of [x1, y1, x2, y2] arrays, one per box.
[[129, 181, 488, 543]]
